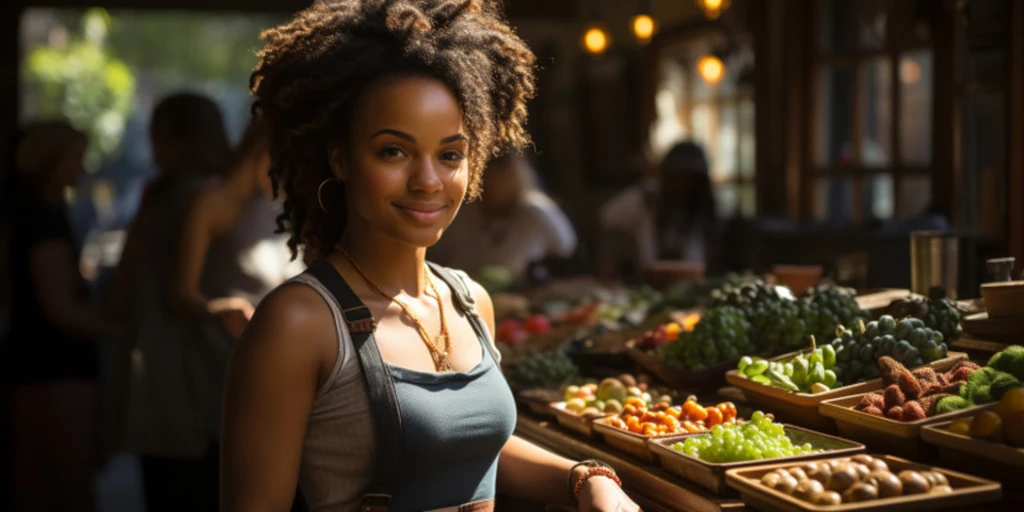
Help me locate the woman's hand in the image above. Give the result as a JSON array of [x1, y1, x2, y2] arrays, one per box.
[[578, 476, 641, 512], [210, 297, 256, 339]]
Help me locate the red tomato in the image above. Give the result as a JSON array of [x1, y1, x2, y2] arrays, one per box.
[[523, 314, 552, 335]]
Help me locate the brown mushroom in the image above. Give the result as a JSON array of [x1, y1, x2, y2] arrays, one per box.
[[806, 463, 833, 485], [760, 472, 781, 489], [923, 471, 949, 487], [867, 458, 890, 473], [775, 473, 799, 495], [898, 470, 931, 495], [851, 463, 870, 480], [826, 465, 860, 493], [843, 482, 880, 503], [793, 478, 826, 502], [851, 454, 875, 466], [928, 484, 953, 495], [788, 468, 808, 481], [812, 491, 843, 506], [865, 471, 903, 498]]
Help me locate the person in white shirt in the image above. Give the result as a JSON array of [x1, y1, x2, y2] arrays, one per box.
[[430, 154, 577, 281], [598, 141, 719, 279]]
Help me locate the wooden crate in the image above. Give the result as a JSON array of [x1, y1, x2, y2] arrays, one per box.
[[818, 393, 994, 459], [922, 420, 1024, 492], [647, 425, 864, 495], [626, 340, 738, 391], [725, 454, 1002, 512], [547, 401, 609, 438], [725, 351, 968, 433]]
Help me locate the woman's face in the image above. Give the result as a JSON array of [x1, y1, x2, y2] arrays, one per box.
[[335, 74, 469, 248]]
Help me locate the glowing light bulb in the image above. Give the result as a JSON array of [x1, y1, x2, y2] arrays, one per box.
[[695, 0, 732, 20], [582, 27, 609, 55], [632, 14, 656, 43], [697, 55, 725, 85]]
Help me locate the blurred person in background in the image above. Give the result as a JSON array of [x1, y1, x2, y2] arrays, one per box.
[[430, 153, 577, 283], [4, 120, 115, 512], [598, 141, 720, 280], [106, 92, 232, 512]]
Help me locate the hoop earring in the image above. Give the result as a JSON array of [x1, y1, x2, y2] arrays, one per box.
[[318, 178, 338, 212]]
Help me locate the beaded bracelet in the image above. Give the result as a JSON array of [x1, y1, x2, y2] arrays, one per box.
[[573, 466, 623, 502]]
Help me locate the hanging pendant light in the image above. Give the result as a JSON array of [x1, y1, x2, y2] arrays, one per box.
[[697, 54, 725, 85], [694, 0, 732, 20], [582, 25, 611, 55], [631, 0, 657, 44]]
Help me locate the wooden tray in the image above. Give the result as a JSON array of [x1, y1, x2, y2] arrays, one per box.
[[647, 425, 865, 495], [922, 420, 1024, 492], [725, 351, 968, 433], [591, 415, 700, 464], [626, 340, 738, 390], [961, 312, 1024, 342], [548, 401, 609, 438], [725, 454, 1002, 512], [818, 392, 994, 459], [515, 388, 561, 417]]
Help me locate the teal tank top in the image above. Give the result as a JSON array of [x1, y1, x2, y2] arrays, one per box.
[[386, 338, 516, 510]]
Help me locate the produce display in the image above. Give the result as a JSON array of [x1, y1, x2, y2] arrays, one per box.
[[674, 411, 817, 462], [507, 349, 579, 390], [735, 314, 952, 394], [657, 306, 753, 371], [634, 313, 700, 351], [933, 345, 1024, 414], [736, 337, 839, 393], [946, 387, 1024, 445], [602, 399, 738, 437], [561, 375, 674, 416], [884, 296, 964, 342], [853, 356, 981, 420], [759, 455, 955, 505]]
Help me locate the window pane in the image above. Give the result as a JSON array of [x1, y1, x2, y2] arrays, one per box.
[[715, 101, 738, 182], [815, 66, 854, 167], [899, 175, 932, 219], [815, 177, 853, 223], [866, 174, 894, 220], [738, 96, 755, 179], [715, 184, 738, 217], [859, 57, 892, 166], [739, 184, 756, 217], [818, 0, 856, 53], [900, 50, 933, 165], [858, 0, 888, 50], [691, 103, 713, 150]]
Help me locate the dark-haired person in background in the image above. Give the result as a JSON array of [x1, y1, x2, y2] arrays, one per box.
[[222, 1, 639, 511], [5, 121, 115, 512], [599, 141, 720, 280], [430, 153, 577, 283], [106, 92, 234, 512]]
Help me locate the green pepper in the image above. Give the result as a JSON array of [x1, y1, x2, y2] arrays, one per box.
[[809, 349, 824, 367], [738, 356, 753, 372], [809, 361, 826, 384], [766, 368, 800, 392], [745, 359, 769, 376], [792, 357, 809, 385], [751, 374, 772, 386], [784, 362, 795, 377], [822, 344, 837, 369], [823, 369, 837, 387]]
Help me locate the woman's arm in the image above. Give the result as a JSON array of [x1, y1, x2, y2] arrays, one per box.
[[469, 280, 638, 510], [221, 284, 329, 512], [30, 239, 113, 340]]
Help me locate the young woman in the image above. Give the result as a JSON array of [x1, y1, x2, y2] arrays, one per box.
[[5, 121, 113, 512], [223, 1, 640, 511]]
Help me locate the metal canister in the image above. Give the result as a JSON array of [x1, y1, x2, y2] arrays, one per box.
[[910, 231, 959, 299]]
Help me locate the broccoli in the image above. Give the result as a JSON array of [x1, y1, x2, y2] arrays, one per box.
[[936, 395, 973, 415], [990, 371, 1024, 400], [961, 367, 999, 404], [988, 345, 1024, 381]]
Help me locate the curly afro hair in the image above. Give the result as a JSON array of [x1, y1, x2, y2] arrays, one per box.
[[251, 0, 537, 259]]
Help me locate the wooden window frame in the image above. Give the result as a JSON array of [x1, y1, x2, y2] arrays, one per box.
[[806, 0, 933, 223]]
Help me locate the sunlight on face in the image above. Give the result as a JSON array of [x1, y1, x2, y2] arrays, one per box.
[[337, 74, 470, 248]]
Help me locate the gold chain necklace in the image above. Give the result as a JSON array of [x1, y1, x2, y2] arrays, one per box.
[[338, 247, 452, 372]]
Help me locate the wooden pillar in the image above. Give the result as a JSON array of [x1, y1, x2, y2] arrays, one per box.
[[1010, 0, 1024, 272]]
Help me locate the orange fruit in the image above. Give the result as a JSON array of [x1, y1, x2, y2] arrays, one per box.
[[947, 418, 971, 436], [968, 410, 1003, 441], [996, 387, 1024, 418]]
